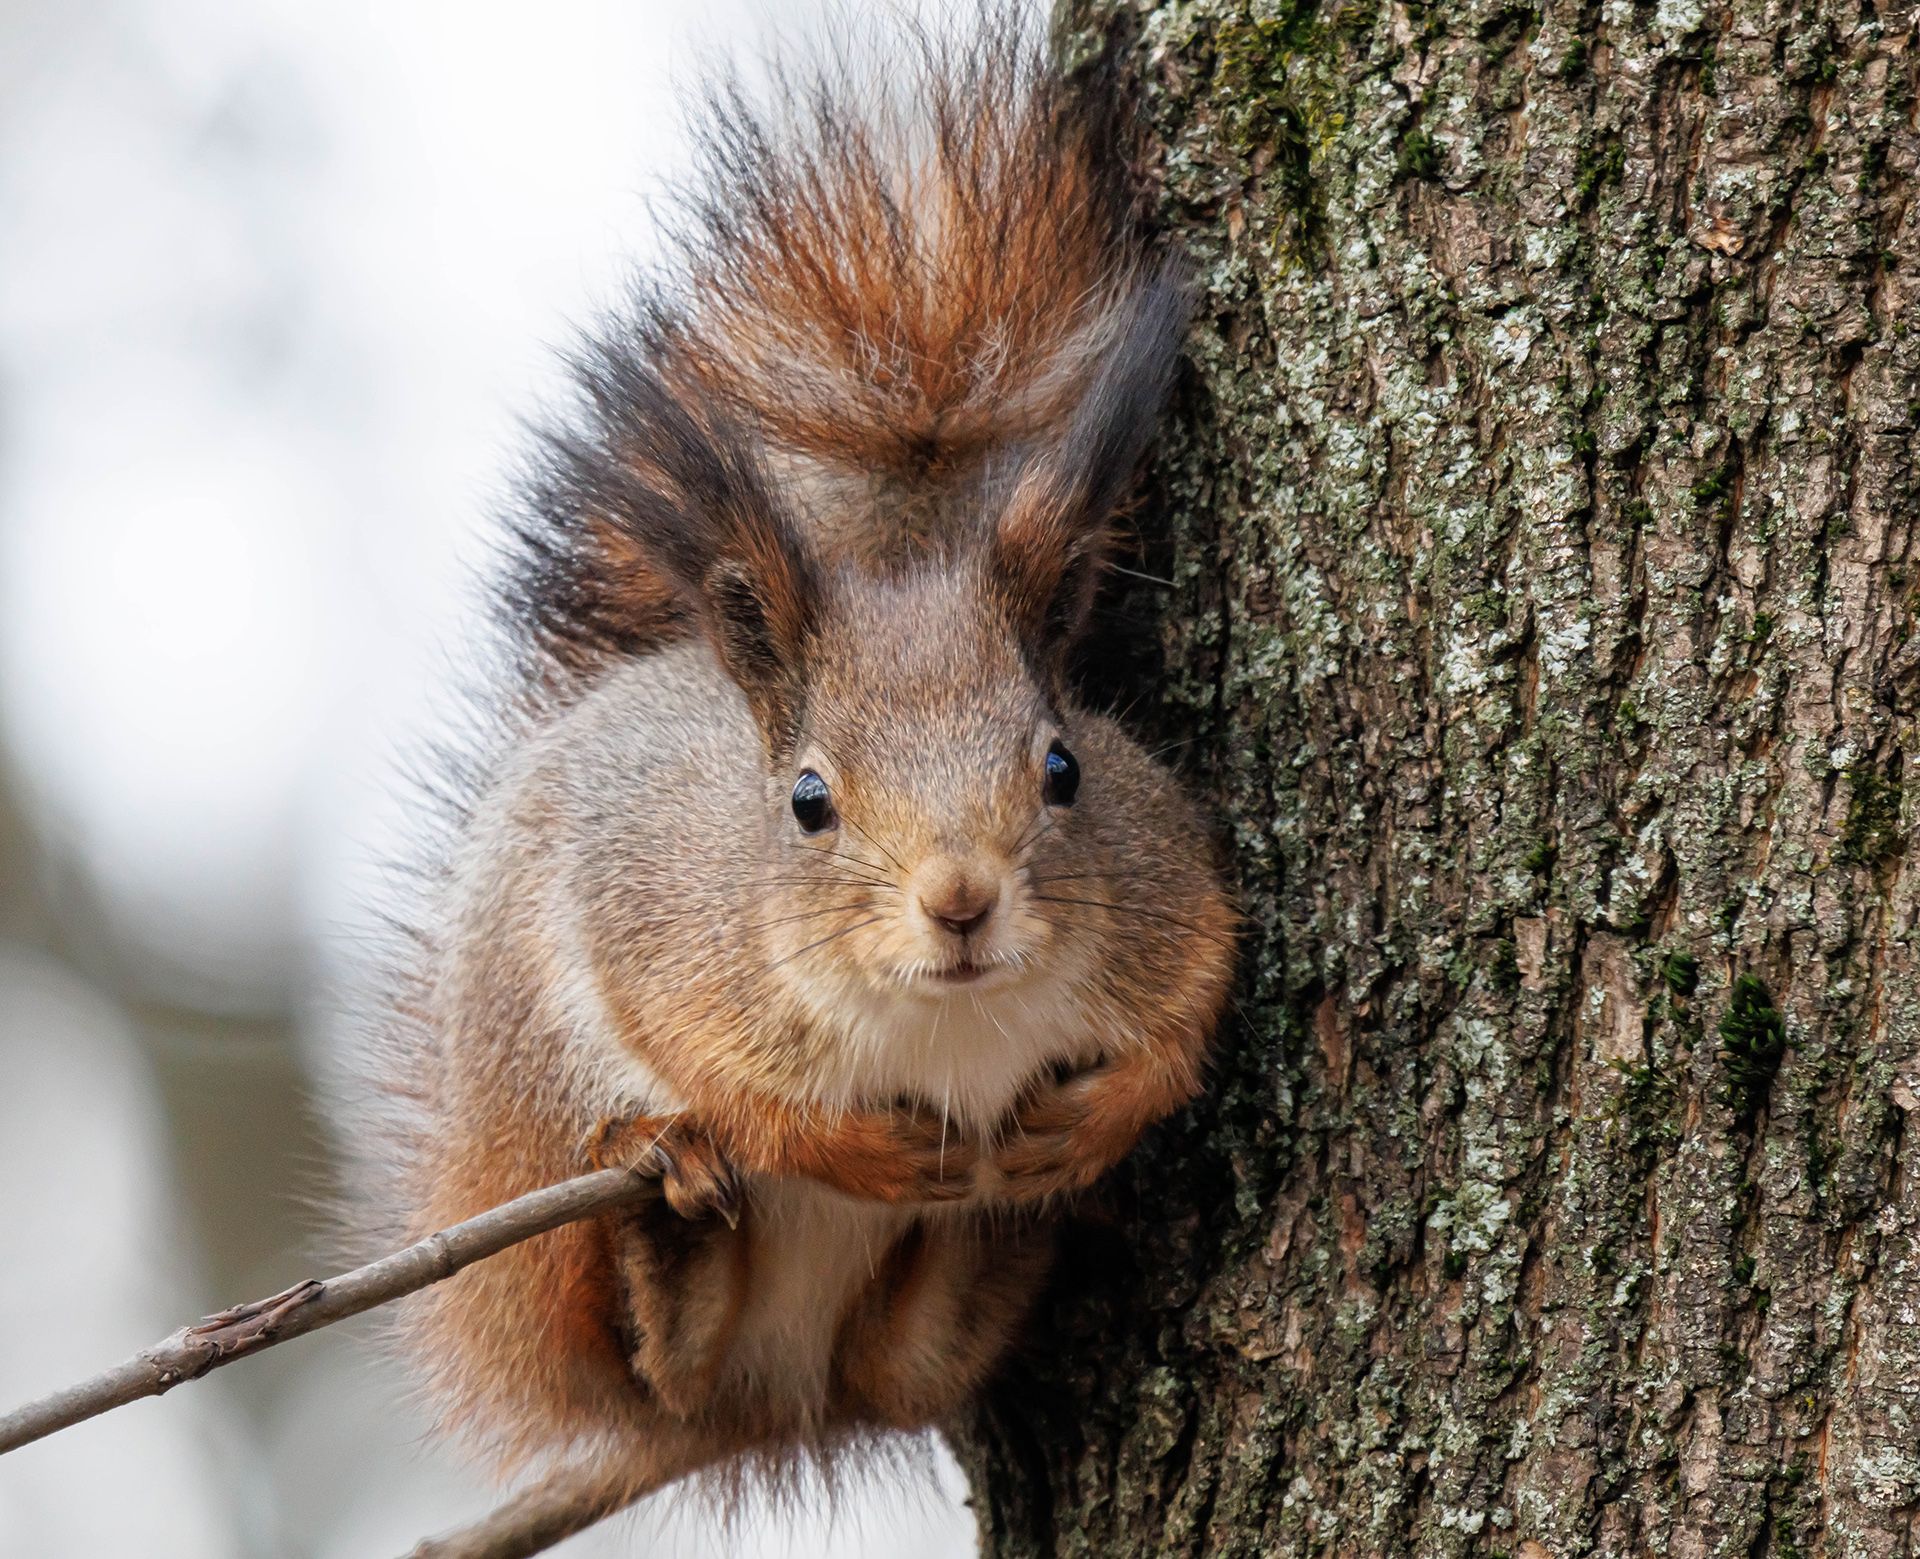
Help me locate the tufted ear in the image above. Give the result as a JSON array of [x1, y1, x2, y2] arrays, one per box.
[[697, 534, 819, 748], [988, 266, 1190, 671], [542, 349, 821, 748]]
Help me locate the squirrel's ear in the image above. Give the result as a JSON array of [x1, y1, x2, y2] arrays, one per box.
[[696, 523, 819, 747], [543, 350, 820, 746], [989, 267, 1190, 667]]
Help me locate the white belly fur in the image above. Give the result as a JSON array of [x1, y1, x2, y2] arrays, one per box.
[[724, 1177, 920, 1426], [791, 949, 1109, 1136]]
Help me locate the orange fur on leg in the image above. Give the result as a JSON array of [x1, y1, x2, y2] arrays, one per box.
[[693, 1091, 980, 1205]]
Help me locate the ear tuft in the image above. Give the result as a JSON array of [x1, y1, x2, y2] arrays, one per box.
[[531, 340, 821, 746], [990, 265, 1191, 663], [703, 555, 815, 746]]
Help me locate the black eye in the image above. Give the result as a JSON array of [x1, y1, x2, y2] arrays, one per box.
[[791, 770, 835, 832], [1043, 741, 1080, 807]]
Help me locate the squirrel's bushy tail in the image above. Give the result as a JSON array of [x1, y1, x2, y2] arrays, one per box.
[[657, 4, 1150, 496], [509, 3, 1169, 680]]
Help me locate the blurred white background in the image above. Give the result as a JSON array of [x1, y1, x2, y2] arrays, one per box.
[[0, 1, 976, 1553]]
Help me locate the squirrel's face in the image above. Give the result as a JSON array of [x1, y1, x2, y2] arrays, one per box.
[[568, 269, 1196, 1019], [753, 569, 1102, 1000]]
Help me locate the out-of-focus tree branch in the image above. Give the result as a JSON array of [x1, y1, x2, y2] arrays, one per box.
[[0, 1166, 660, 1455], [404, 1456, 701, 1559]]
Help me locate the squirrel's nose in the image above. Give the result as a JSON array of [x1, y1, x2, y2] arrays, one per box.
[[917, 873, 997, 938], [933, 902, 993, 938]]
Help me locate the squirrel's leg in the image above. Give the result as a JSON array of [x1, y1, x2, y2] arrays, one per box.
[[587, 1112, 752, 1420], [608, 1199, 751, 1421], [987, 1041, 1205, 1203], [694, 1093, 980, 1205], [832, 1217, 1052, 1428]]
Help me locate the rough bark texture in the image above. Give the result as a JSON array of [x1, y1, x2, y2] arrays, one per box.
[[959, 2, 1920, 1555]]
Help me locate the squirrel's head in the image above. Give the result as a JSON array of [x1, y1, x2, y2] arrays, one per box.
[[552, 273, 1209, 1009], [764, 562, 1087, 998]]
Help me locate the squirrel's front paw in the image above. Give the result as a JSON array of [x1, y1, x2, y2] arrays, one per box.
[[586, 1113, 743, 1227], [874, 1105, 979, 1202], [987, 1067, 1122, 1203], [804, 1104, 978, 1204]]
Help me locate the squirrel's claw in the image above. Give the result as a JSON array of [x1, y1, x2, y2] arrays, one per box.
[[586, 1113, 744, 1226], [656, 1133, 744, 1227]]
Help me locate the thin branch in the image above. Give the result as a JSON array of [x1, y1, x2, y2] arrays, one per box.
[[0, 1166, 661, 1456], [405, 1455, 691, 1559]]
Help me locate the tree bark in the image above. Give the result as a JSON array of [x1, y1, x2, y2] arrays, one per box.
[[960, 2, 1920, 1555]]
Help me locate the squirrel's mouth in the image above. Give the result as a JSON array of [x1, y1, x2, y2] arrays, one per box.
[[918, 954, 1023, 989], [897, 951, 1026, 994]]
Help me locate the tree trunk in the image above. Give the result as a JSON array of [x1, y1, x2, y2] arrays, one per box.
[[958, 2, 1920, 1555]]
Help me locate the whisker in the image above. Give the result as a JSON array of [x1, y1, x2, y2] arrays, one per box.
[[784, 845, 898, 876], [765, 863, 894, 893], [1146, 743, 1201, 767], [1026, 869, 1163, 887], [743, 875, 899, 892], [764, 916, 886, 972], [939, 1072, 950, 1178], [653, 894, 800, 925], [811, 845, 898, 876], [636, 891, 877, 938], [733, 901, 876, 937], [1029, 894, 1242, 953], [837, 815, 910, 877], [1011, 813, 1056, 860]]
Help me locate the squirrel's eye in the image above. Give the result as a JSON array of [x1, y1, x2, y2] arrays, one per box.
[[791, 770, 835, 832], [1043, 741, 1080, 807]]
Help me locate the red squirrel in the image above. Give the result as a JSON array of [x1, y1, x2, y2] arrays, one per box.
[[353, 9, 1237, 1550]]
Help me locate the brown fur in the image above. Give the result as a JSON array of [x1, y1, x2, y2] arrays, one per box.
[[350, 2, 1235, 1531], [506, 4, 1175, 684], [662, 26, 1138, 492]]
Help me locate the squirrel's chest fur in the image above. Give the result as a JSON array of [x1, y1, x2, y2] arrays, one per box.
[[724, 1180, 923, 1421], [782, 962, 1107, 1130]]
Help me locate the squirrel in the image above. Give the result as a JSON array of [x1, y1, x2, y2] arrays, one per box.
[[352, 6, 1237, 1547]]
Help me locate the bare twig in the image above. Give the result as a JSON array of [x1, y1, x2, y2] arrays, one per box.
[[405, 1453, 701, 1559], [0, 1166, 661, 1456]]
